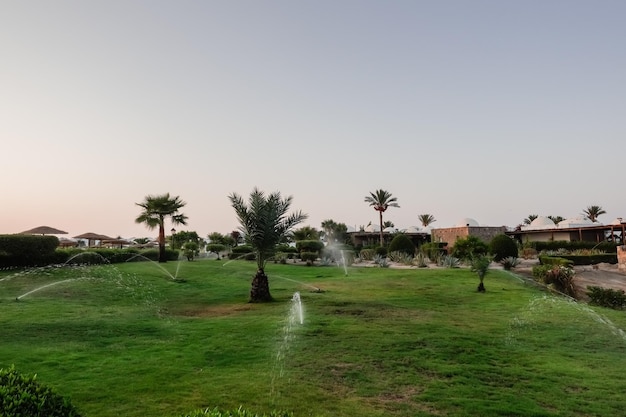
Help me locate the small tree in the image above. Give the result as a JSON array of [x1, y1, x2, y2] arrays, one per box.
[[489, 234, 518, 262], [182, 241, 199, 261], [206, 243, 226, 259], [388, 233, 416, 256], [229, 188, 307, 302], [451, 236, 488, 261], [471, 255, 491, 292]]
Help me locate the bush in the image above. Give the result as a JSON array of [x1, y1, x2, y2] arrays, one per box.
[[500, 256, 520, 270], [529, 240, 618, 253], [489, 234, 518, 262], [359, 248, 376, 261], [0, 365, 82, 417], [420, 242, 446, 262], [295, 240, 324, 254], [387, 234, 416, 256], [300, 251, 318, 265], [451, 236, 488, 261], [374, 246, 387, 257], [532, 264, 577, 298], [587, 286, 626, 310], [0, 235, 60, 267], [539, 256, 574, 267], [387, 251, 413, 265]]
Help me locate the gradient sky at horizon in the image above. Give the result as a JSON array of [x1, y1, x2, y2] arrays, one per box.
[[2, 1, 624, 239]]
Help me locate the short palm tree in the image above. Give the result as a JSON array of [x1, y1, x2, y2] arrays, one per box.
[[418, 214, 436, 228], [583, 205, 606, 223], [229, 188, 307, 302], [523, 214, 539, 225], [135, 193, 188, 263], [471, 255, 491, 292], [364, 189, 399, 246]]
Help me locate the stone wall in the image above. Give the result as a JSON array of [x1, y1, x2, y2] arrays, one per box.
[[618, 246, 626, 274], [431, 226, 507, 247]]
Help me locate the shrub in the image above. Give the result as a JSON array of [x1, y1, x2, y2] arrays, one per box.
[[471, 255, 491, 292], [440, 255, 460, 268], [373, 254, 389, 267], [489, 234, 518, 262], [295, 240, 324, 254], [500, 256, 520, 270], [0, 365, 82, 417], [539, 256, 574, 267], [0, 235, 60, 267], [300, 252, 318, 265], [420, 242, 447, 262], [387, 234, 416, 256], [587, 286, 626, 310], [374, 246, 387, 257], [387, 251, 413, 265], [533, 264, 577, 298], [412, 252, 428, 268], [359, 248, 376, 261], [451, 236, 488, 261]]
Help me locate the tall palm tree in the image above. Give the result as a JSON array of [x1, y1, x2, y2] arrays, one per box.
[[418, 214, 436, 228], [229, 188, 307, 302], [135, 193, 188, 263], [583, 205, 606, 223], [364, 189, 399, 246]]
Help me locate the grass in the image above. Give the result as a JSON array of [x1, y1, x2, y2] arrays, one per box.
[[1, 259, 626, 417]]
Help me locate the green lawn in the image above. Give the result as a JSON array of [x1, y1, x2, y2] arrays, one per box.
[[1, 259, 626, 417]]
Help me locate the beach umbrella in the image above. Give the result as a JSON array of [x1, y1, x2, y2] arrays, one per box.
[[21, 225, 68, 235], [73, 232, 113, 247]]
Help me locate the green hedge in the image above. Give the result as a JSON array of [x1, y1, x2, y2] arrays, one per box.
[[538, 256, 574, 267], [529, 240, 618, 253], [0, 235, 60, 267], [557, 254, 617, 265]]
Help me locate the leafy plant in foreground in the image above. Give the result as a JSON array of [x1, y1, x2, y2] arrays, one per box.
[[0, 365, 82, 417], [471, 255, 491, 292]]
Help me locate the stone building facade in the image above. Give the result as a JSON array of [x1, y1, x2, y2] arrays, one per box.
[[618, 246, 626, 274], [431, 226, 507, 248]]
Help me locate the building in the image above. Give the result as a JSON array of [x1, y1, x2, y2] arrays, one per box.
[[430, 218, 507, 248], [507, 216, 625, 244]]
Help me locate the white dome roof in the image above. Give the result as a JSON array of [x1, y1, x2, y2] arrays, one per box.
[[558, 217, 597, 228], [455, 218, 479, 227], [522, 216, 555, 230], [405, 226, 421, 233], [364, 224, 380, 232]]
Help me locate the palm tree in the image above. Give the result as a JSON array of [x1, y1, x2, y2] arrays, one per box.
[[135, 193, 188, 263], [229, 188, 307, 302], [583, 205, 606, 223], [364, 189, 399, 246], [523, 214, 539, 225], [418, 214, 436, 228], [548, 215, 565, 224]]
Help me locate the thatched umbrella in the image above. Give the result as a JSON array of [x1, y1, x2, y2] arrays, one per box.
[[73, 232, 113, 248], [101, 238, 132, 249], [21, 225, 68, 235]]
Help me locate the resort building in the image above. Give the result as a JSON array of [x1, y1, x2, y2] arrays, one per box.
[[507, 216, 625, 244]]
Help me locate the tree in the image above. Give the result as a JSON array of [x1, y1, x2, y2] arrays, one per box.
[[135, 193, 188, 263], [292, 226, 320, 241], [172, 230, 199, 250], [523, 214, 539, 225], [229, 188, 307, 302], [583, 205, 606, 223], [548, 215, 564, 224], [418, 214, 436, 228], [471, 255, 491, 292], [321, 219, 349, 245], [364, 189, 399, 246]]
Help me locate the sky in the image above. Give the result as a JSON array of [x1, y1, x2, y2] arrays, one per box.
[[1, 0, 625, 239]]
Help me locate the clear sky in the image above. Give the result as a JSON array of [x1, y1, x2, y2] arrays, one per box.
[[1, 1, 624, 239]]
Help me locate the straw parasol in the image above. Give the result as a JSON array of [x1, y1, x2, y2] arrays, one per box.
[[73, 232, 113, 248], [21, 225, 68, 235]]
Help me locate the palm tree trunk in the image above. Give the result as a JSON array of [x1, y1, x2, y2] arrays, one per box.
[[250, 268, 272, 302], [378, 210, 384, 247], [158, 224, 167, 263]]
